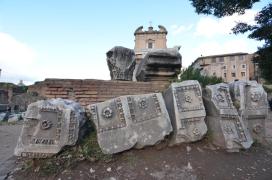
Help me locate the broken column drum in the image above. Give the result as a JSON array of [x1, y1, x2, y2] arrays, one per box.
[[229, 81, 270, 143], [136, 48, 182, 82], [106, 46, 136, 81], [14, 99, 86, 158], [88, 93, 173, 154], [163, 80, 207, 145], [203, 83, 253, 152]]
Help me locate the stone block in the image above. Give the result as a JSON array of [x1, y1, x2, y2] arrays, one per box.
[[203, 83, 253, 152], [106, 46, 136, 81], [229, 80, 270, 143], [136, 48, 182, 82], [87, 93, 172, 154], [14, 99, 86, 158], [163, 80, 207, 145]]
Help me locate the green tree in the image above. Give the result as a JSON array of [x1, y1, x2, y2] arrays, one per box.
[[179, 67, 223, 87], [190, 0, 272, 83]]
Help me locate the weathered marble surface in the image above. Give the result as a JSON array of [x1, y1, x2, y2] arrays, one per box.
[[163, 80, 207, 145], [203, 83, 253, 152], [106, 46, 136, 81], [229, 80, 271, 144], [14, 99, 86, 158], [88, 93, 172, 154], [136, 48, 182, 82]]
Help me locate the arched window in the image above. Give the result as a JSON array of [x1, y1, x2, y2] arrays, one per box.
[[146, 39, 155, 49]]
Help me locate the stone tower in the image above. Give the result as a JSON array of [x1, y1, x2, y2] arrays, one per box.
[[134, 25, 168, 64]]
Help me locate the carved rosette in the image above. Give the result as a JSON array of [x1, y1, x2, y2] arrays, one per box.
[[102, 107, 113, 119], [174, 84, 204, 112], [192, 128, 200, 137], [216, 93, 225, 102], [253, 124, 263, 134], [138, 98, 148, 109], [251, 92, 261, 102], [185, 95, 192, 103], [40, 120, 52, 130]]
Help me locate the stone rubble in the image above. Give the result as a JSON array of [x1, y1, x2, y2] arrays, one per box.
[[229, 80, 272, 144], [11, 80, 272, 157], [163, 80, 207, 145], [14, 98, 86, 158], [203, 83, 253, 152], [136, 48, 182, 82], [87, 93, 172, 154], [106, 46, 136, 81]]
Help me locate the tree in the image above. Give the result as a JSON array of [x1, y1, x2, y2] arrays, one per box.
[[190, 0, 272, 83], [190, 0, 260, 17], [178, 67, 223, 87]]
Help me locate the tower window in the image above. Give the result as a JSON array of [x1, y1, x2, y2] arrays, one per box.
[[148, 42, 153, 49], [241, 72, 246, 77]]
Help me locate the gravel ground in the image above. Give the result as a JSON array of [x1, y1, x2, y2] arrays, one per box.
[[0, 124, 22, 180]]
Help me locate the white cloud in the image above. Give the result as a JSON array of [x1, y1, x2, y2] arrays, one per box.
[[0, 32, 36, 65], [171, 24, 194, 35], [193, 39, 249, 57], [0, 32, 38, 85], [195, 10, 257, 38]]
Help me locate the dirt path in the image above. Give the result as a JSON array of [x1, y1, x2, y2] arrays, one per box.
[[12, 139, 272, 180], [2, 121, 272, 180], [0, 124, 22, 180]]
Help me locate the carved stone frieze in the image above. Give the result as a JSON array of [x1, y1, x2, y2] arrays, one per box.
[[203, 83, 253, 152], [87, 93, 172, 154], [163, 80, 207, 145], [106, 46, 136, 81], [14, 99, 86, 158]]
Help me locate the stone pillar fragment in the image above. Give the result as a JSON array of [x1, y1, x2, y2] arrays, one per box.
[[106, 46, 136, 81], [163, 80, 207, 145], [136, 48, 182, 82], [14, 99, 86, 158], [229, 80, 271, 143], [203, 83, 253, 152], [87, 93, 172, 154]]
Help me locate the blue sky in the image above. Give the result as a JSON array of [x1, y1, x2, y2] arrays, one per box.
[[0, 0, 269, 85]]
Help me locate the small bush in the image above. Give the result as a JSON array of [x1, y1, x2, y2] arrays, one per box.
[[177, 67, 223, 87]]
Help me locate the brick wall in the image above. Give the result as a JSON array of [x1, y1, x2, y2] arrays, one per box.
[[28, 79, 170, 107]]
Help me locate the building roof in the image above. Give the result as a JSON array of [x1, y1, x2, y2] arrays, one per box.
[[196, 52, 248, 60], [192, 52, 249, 66], [134, 25, 168, 35]]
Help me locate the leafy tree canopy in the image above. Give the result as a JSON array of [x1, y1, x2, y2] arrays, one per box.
[[178, 67, 223, 87], [232, 3, 272, 46], [190, 0, 260, 17], [190, 0, 272, 83]]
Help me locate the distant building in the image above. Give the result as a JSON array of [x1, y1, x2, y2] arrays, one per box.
[[133, 25, 168, 80], [17, 80, 25, 86], [192, 52, 259, 82], [134, 25, 168, 64]]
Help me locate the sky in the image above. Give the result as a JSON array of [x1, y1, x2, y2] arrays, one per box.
[[0, 0, 269, 85]]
